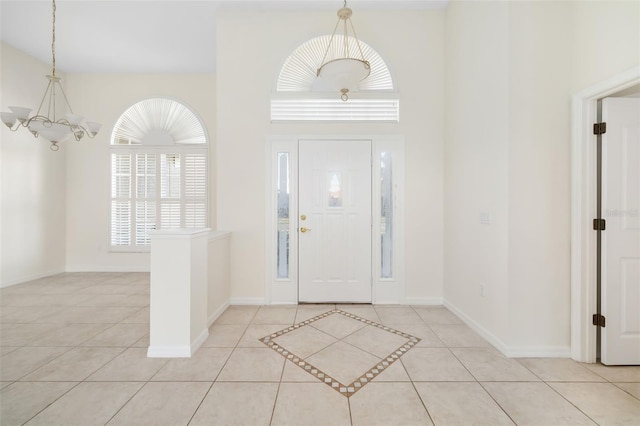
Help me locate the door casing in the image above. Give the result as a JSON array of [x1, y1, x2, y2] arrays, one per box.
[[265, 135, 405, 305], [570, 65, 640, 363]]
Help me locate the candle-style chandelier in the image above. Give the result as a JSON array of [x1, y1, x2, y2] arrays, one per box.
[[1, 0, 101, 151]]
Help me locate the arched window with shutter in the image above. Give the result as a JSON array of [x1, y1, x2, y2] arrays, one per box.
[[109, 98, 208, 250]]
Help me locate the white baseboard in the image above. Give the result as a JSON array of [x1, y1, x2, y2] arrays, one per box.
[[444, 299, 571, 358], [230, 297, 265, 305], [402, 297, 444, 306], [443, 299, 509, 355], [208, 300, 231, 327], [505, 346, 572, 358], [147, 345, 192, 358], [1, 268, 66, 288], [147, 329, 210, 359], [190, 329, 209, 355], [65, 266, 150, 273]]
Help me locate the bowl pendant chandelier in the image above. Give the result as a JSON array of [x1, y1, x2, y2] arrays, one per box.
[[1, 0, 101, 151], [317, 1, 371, 102]]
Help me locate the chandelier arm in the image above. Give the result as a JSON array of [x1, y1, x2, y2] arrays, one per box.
[[73, 124, 98, 139], [34, 80, 53, 117], [56, 80, 75, 114], [343, 18, 349, 58], [24, 115, 54, 129], [348, 18, 367, 62], [49, 81, 56, 121], [318, 17, 343, 74]]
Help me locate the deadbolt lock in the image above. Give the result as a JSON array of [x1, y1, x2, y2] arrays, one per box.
[[300, 214, 307, 221]]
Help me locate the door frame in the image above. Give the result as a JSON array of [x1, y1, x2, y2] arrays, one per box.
[[571, 65, 640, 363], [265, 135, 405, 305]]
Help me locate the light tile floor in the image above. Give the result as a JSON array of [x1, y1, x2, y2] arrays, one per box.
[[0, 272, 639, 425]]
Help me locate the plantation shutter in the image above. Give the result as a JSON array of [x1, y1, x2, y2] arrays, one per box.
[[111, 153, 132, 246], [109, 98, 208, 250], [160, 153, 181, 229], [184, 153, 207, 228], [135, 154, 156, 245], [271, 99, 399, 122]]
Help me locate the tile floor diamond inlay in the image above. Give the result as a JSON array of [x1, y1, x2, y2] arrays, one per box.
[[259, 309, 420, 397]]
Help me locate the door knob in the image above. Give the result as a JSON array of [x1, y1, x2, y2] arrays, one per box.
[[300, 227, 312, 233]]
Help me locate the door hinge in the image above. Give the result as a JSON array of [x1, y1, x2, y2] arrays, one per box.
[[593, 122, 607, 135], [593, 313, 606, 327], [593, 218, 606, 231]]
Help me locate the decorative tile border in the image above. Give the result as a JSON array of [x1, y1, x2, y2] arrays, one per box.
[[259, 309, 420, 397]]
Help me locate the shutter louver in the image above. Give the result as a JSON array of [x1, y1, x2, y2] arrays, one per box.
[[136, 154, 156, 198], [161, 154, 181, 198], [184, 154, 206, 198], [271, 99, 399, 122], [111, 153, 131, 198], [111, 201, 131, 245], [111, 153, 132, 246], [184, 153, 207, 228], [134, 154, 156, 245], [161, 202, 181, 228], [136, 201, 156, 245], [185, 203, 206, 228]]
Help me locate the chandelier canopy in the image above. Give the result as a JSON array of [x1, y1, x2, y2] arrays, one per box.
[[317, 1, 371, 101], [1, 0, 101, 151]]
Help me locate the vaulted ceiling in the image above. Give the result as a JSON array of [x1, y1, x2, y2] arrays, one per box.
[[1, 0, 447, 73]]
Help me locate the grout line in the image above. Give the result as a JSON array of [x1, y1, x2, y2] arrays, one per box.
[[610, 382, 640, 402], [18, 381, 85, 425], [475, 381, 520, 425], [542, 380, 600, 424], [409, 379, 436, 425], [3, 277, 640, 425]]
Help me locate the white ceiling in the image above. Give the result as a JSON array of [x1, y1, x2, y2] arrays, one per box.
[[1, 0, 447, 74]]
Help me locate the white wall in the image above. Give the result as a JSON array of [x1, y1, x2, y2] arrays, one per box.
[[208, 232, 231, 324], [506, 0, 573, 352], [1, 43, 67, 286], [444, 0, 639, 355], [216, 9, 445, 302], [571, 0, 640, 93], [64, 74, 216, 271], [444, 1, 510, 345]]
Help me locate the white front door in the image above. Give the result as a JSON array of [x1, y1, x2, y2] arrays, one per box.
[[601, 97, 640, 365], [298, 139, 372, 303]]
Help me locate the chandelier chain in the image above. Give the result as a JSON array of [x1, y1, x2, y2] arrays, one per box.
[[51, 0, 56, 76]]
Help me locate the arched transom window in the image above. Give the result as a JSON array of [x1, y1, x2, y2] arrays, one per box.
[[272, 35, 399, 122]]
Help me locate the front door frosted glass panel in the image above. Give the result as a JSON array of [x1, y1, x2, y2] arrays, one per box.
[[277, 153, 290, 279], [298, 139, 372, 303], [380, 152, 393, 278]]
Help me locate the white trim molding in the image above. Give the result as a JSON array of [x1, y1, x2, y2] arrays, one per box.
[[147, 346, 192, 358], [1, 268, 66, 288], [570, 66, 640, 363], [145, 329, 226, 359], [207, 300, 230, 327], [229, 297, 266, 305], [445, 299, 571, 358], [402, 297, 444, 306]]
